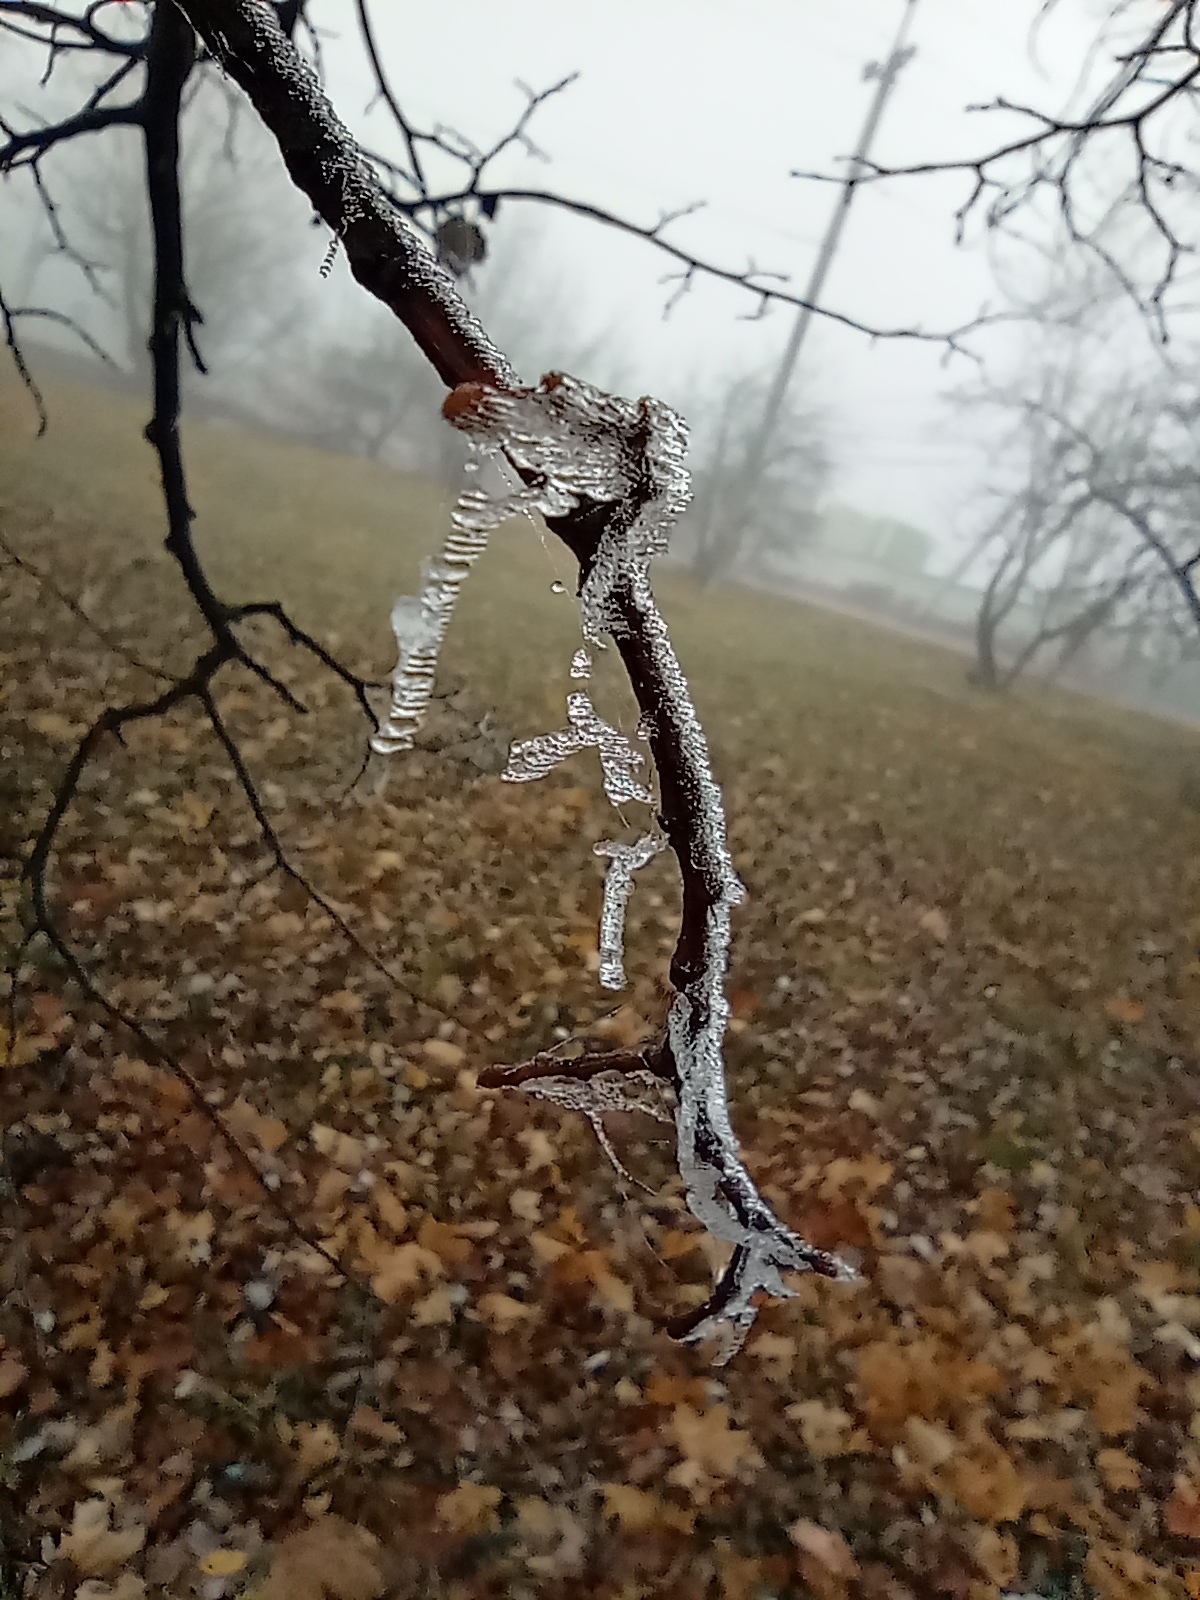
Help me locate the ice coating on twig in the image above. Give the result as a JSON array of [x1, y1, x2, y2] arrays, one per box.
[[506, 1065, 673, 1184], [448, 370, 856, 1358], [633, 565, 856, 1359], [502, 692, 652, 807], [594, 834, 666, 990], [442, 372, 691, 644]]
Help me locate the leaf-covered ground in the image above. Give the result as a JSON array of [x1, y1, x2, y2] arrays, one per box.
[[2, 369, 1200, 1600]]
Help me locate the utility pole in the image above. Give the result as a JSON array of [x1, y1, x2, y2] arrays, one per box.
[[707, 0, 920, 578]]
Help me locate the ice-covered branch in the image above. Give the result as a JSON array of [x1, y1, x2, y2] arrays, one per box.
[[502, 691, 652, 807], [181, 0, 856, 1357]]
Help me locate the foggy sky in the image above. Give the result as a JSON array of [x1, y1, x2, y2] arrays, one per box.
[[306, 0, 1131, 551], [0, 1, 1160, 561]]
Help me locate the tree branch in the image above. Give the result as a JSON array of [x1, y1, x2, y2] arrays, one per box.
[[181, 0, 853, 1352], [0, 99, 143, 170]]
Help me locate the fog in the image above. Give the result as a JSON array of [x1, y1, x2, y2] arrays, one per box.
[[297, 0, 1128, 536], [3, 0, 1198, 718]]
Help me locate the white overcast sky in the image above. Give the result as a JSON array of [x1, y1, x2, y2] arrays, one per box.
[[304, 0, 1146, 556]]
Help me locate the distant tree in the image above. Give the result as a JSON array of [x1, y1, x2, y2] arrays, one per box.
[[268, 219, 630, 483], [959, 320, 1200, 690], [55, 84, 312, 388], [685, 369, 828, 586]]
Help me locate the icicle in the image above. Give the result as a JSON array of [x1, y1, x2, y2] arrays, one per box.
[[593, 834, 666, 990], [502, 692, 651, 807], [371, 444, 500, 755], [443, 370, 856, 1358]]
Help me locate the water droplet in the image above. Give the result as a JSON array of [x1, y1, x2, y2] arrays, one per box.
[[550, 580, 567, 595]]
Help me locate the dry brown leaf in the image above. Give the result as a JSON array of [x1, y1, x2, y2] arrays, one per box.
[[669, 1404, 756, 1478], [0, 1354, 29, 1398], [260, 1516, 384, 1600], [370, 1242, 443, 1303], [1096, 1447, 1141, 1493], [417, 1216, 475, 1270], [903, 1416, 957, 1474], [518, 1129, 556, 1172], [478, 1292, 534, 1329], [412, 1284, 456, 1326], [225, 1095, 288, 1152], [600, 1483, 694, 1535], [310, 1124, 368, 1169], [1166, 1480, 1200, 1538], [285, 1420, 340, 1480], [951, 1441, 1028, 1524], [788, 1519, 859, 1578], [349, 1406, 406, 1447], [437, 1482, 502, 1535], [509, 1188, 542, 1223], [57, 1499, 146, 1577], [422, 1038, 466, 1069], [786, 1399, 867, 1460], [974, 1527, 1019, 1587], [371, 1183, 409, 1238]]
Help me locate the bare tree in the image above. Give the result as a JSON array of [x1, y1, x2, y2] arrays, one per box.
[[959, 310, 1200, 689], [685, 369, 828, 587], [267, 217, 631, 479], [795, 0, 1200, 340]]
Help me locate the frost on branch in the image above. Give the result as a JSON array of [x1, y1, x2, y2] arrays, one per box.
[[444, 370, 856, 1359], [442, 371, 690, 644], [502, 691, 652, 807], [594, 833, 666, 990], [495, 1053, 674, 1186]]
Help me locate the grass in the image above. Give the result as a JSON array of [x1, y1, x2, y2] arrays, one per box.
[[3, 361, 1200, 1596]]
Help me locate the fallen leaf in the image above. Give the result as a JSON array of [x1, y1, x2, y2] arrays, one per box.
[[600, 1483, 693, 1535], [370, 1242, 443, 1303], [1103, 996, 1145, 1026], [788, 1519, 859, 1578], [669, 1404, 756, 1479], [1097, 1448, 1141, 1493], [0, 1354, 29, 1398], [260, 1516, 384, 1600], [1166, 1481, 1200, 1538], [437, 1482, 502, 1535], [57, 1499, 146, 1577], [422, 1038, 466, 1069], [786, 1399, 867, 1461], [200, 1550, 247, 1577], [478, 1292, 534, 1330]]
